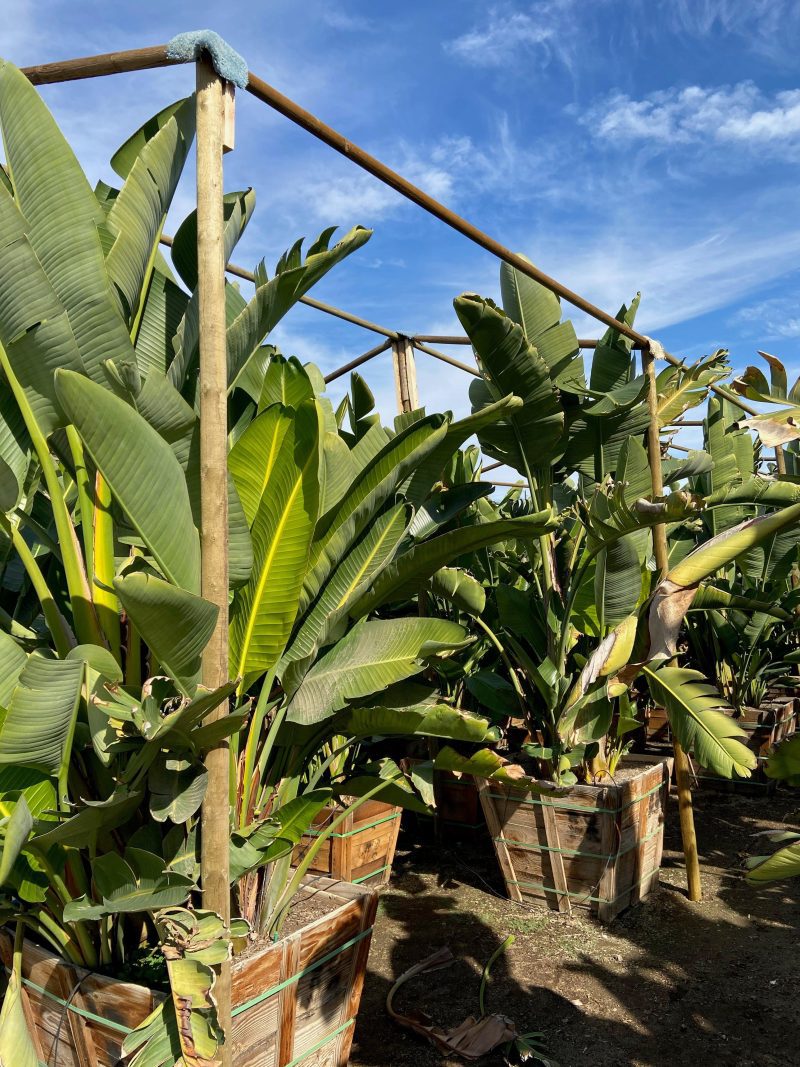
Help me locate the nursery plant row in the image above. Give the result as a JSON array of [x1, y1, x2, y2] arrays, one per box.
[[0, 60, 798, 1065]]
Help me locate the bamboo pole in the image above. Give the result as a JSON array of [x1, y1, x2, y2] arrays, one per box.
[[392, 337, 419, 413], [323, 339, 393, 384], [642, 343, 702, 903], [196, 59, 233, 1058], [412, 341, 481, 378]]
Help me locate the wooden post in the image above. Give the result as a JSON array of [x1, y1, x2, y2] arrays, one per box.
[[196, 58, 233, 1059], [642, 343, 702, 903], [392, 336, 418, 414]]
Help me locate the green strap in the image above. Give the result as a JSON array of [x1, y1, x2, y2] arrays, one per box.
[[232, 926, 373, 1018], [495, 822, 664, 862], [486, 779, 664, 815], [12, 926, 374, 1035], [284, 1017, 355, 1067], [507, 866, 662, 906], [17, 972, 133, 1034], [304, 812, 400, 839], [352, 864, 390, 885]]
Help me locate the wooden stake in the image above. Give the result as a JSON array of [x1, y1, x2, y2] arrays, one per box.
[[392, 336, 418, 414], [196, 59, 233, 1059], [642, 343, 702, 903]]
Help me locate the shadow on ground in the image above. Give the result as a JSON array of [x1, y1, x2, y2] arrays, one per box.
[[351, 791, 800, 1067]]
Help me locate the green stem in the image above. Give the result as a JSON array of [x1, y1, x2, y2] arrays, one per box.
[[239, 667, 277, 828], [66, 425, 94, 586], [0, 343, 103, 647], [473, 616, 527, 714], [0, 514, 74, 657]]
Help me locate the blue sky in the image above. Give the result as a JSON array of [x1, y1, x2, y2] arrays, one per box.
[[5, 0, 800, 433]]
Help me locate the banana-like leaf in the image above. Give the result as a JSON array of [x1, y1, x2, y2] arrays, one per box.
[[350, 512, 557, 617], [765, 734, 800, 782], [148, 755, 207, 824], [500, 257, 584, 389], [0, 60, 135, 384], [0, 631, 27, 708], [227, 227, 372, 391], [258, 353, 314, 412], [655, 351, 729, 426], [0, 388, 28, 511], [0, 653, 83, 783], [661, 450, 713, 485], [456, 293, 563, 473], [63, 848, 194, 921], [594, 533, 642, 631], [704, 397, 754, 534], [0, 794, 32, 885], [171, 188, 256, 292], [746, 837, 800, 884], [428, 567, 486, 615], [335, 703, 496, 742], [690, 584, 791, 620], [642, 664, 756, 778], [132, 263, 189, 378], [280, 503, 408, 678], [229, 402, 320, 687], [285, 618, 469, 724], [114, 572, 218, 696], [407, 483, 493, 541], [404, 394, 523, 506], [55, 370, 200, 593], [32, 786, 144, 850], [302, 415, 449, 612], [734, 350, 800, 406], [433, 745, 561, 792], [588, 296, 639, 394], [105, 99, 194, 322], [0, 970, 39, 1067]]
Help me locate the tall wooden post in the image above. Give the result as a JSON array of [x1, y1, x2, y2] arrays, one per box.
[[642, 342, 702, 903], [392, 336, 418, 414], [196, 58, 233, 1058]]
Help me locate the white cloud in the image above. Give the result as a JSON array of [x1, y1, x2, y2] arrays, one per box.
[[321, 8, 375, 32], [732, 296, 800, 341], [529, 224, 800, 338], [663, 0, 800, 63], [586, 83, 800, 148], [444, 1, 586, 74]]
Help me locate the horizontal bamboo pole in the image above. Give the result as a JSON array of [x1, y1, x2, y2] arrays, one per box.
[[412, 341, 480, 378], [22, 45, 178, 84], [158, 235, 399, 340], [324, 339, 393, 384]]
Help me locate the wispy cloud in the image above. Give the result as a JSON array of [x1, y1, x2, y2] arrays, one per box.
[[321, 7, 375, 32], [585, 83, 800, 149], [444, 1, 588, 74], [663, 0, 800, 63], [732, 296, 800, 341]]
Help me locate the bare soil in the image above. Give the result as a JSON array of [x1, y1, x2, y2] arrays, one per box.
[[350, 789, 800, 1067]]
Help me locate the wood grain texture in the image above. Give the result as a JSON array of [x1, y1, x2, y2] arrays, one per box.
[[0, 877, 376, 1066], [480, 757, 672, 922]]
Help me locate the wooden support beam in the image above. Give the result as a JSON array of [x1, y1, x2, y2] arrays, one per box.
[[412, 341, 481, 378], [196, 59, 233, 1061], [392, 336, 419, 413], [22, 45, 177, 84], [323, 339, 393, 384], [643, 343, 702, 905]]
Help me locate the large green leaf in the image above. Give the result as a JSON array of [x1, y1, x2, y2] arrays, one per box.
[[335, 703, 496, 742], [55, 370, 200, 593], [350, 513, 556, 617], [302, 414, 449, 611], [0, 59, 135, 383], [0, 653, 83, 783], [285, 618, 469, 724], [226, 226, 372, 391], [171, 188, 256, 292], [229, 402, 320, 687], [114, 572, 218, 695], [0, 180, 85, 436], [456, 293, 563, 473], [0, 794, 32, 885], [746, 837, 800, 884], [594, 533, 643, 631], [280, 503, 408, 678], [0, 970, 39, 1067], [642, 664, 756, 778], [105, 99, 195, 322], [63, 848, 194, 921]]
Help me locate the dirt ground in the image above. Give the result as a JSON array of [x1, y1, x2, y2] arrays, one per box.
[[350, 788, 800, 1067]]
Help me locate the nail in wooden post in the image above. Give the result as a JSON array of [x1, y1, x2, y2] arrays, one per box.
[[196, 57, 233, 1059], [392, 336, 418, 414], [642, 342, 702, 903]]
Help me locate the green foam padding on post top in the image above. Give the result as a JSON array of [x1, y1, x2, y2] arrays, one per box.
[[166, 30, 249, 88]]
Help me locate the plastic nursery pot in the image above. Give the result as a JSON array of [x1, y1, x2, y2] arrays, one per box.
[[0, 875, 377, 1067], [477, 754, 673, 923]]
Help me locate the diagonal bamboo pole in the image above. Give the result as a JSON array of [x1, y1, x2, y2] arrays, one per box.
[[643, 342, 702, 903], [196, 59, 233, 1058]]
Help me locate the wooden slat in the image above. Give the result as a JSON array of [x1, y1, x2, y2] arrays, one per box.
[[476, 779, 523, 903]]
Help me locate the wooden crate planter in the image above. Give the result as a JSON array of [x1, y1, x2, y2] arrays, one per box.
[[691, 699, 795, 794], [477, 755, 672, 922], [402, 760, 486, 838], [0, 876, 377, 1067], [293, 799, 402, 886]]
